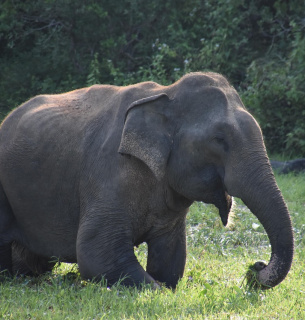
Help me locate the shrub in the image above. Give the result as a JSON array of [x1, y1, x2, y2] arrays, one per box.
[[241, 16, 305, 156]]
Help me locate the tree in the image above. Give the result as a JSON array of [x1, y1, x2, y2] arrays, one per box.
[[0, 0, 304, 155]]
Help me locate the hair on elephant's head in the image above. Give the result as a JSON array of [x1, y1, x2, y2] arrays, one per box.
[[119, 72, 294, 289]]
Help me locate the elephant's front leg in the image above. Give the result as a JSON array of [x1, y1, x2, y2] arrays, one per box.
[[76, 215, 156, 287], [146, 219, 186, 288]]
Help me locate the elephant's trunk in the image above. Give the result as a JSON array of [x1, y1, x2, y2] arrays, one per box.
[[225, 155, 294, 288]]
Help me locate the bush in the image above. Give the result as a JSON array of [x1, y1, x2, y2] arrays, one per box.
[[241, 12, 305, 156]]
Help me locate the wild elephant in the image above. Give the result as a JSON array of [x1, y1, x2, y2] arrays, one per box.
[[271, 159, 305, 174], [0, 72, 294, 289]]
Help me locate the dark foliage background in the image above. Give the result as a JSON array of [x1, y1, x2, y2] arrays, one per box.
[[0, 0, 304, 155]]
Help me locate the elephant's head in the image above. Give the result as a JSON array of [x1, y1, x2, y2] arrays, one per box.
[[119, 72, 294, 288]]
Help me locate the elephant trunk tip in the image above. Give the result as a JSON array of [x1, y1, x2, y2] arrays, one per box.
[[245, 251, 293, 290], [245, 261, 270, 290]]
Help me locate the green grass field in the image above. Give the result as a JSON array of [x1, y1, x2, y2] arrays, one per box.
[[1, 173, 304, 319]]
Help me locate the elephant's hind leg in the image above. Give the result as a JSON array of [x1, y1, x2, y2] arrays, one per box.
[[0, 244, 12, 276], [0, 185, 16, 275], [12, 242, 56, 276]]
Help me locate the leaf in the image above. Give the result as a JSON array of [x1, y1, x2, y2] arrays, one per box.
[[200, 288, 208, 296], [232, 285, 243, 295], [203, 282, 212, 290]]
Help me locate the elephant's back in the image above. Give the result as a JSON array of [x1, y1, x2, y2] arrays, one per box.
[[1, 86, 114, 132]]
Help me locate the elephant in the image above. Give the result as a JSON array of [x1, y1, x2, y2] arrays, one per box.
[[271, 159, 305, 174], [0, 72, 294, 289]]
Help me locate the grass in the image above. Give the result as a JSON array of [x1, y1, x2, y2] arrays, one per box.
[[1, 173, 304, 319]]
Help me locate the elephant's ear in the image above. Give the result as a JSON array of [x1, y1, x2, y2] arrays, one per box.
[[119, 93, 174, 181]]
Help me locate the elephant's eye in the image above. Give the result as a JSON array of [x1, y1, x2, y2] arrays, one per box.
[[214, 137, 225, 144], [212, 135, 228, 151]]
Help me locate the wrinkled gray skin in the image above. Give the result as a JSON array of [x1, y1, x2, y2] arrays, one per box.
[[0, 72, 294, 289]]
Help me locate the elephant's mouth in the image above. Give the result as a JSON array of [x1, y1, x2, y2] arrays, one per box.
[[212, 189, 232, 226]]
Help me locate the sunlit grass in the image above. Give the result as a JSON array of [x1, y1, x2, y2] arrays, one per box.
[[1, 173, 304, 319]]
